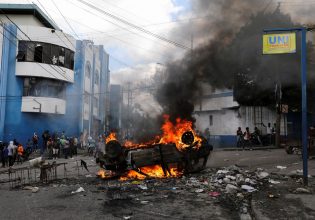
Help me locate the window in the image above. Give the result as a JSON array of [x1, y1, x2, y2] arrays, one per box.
[[209, 115, 213, 126], [42, 43, 51, 64], [23, 78, 66, 99], [17, 41, 27, 61], [94, 70, 99, 85], [26, 41, 35, 61], [34, 43, 43, 63], [85, 62, 91, 79], [69, 51, 74, 69], [17, 40, 74, 70], [93, 97, 98, 108], [84, 94, 89, 105], [58, 47, 65, 67], [51, 44, 59, 65], [65, 49, 71, 68]]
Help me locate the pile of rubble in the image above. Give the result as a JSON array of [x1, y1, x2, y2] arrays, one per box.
[[102, 165, 282, 219], [182, 165, 277, 218]]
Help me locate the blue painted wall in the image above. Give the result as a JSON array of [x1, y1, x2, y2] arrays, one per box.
[[1, 29, 82, 145]]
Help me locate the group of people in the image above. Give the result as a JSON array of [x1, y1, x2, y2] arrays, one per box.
[[33, 130, 80, 159], [0, 130, 108, 168], [236, 123, 276, 149], [0, 140, 31, 168]]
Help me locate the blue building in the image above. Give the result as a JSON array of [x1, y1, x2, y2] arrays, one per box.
[[0, 4, 110, 144]]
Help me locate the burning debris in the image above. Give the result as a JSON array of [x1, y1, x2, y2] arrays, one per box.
[[98, 115, 212, 180]]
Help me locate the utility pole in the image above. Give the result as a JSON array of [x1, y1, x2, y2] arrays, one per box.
[[126, 82, 133, 139]]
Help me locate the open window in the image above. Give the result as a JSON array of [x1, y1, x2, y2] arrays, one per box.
[[34, 43, 43, 63]]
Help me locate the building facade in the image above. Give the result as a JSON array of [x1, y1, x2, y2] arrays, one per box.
[[0, 4, 110, 144], [75, 40, 110, 139], [109, 84, 122, 133], [194, 84, 287, 148]]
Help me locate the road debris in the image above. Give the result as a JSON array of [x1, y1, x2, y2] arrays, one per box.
[[294, 188, 312, 194], [71, 186, 85, 194], [23, 186, 39, 193], [241, 185, 256, 192], [269, 179, 280, 184], [276, 166, 287, 170]]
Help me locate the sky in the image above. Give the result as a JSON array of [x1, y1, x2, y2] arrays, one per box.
[[1, 0, 315, 116], [0, 0, 195, 115]]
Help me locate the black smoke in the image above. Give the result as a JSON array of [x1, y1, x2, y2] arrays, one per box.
[[154, 1, 315, 122]]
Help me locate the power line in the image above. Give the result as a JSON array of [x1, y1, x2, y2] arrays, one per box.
[[0, 24, 63, 81], [67, 0, 179, 52], [51, 0, 81, 40], [0, 12, 74, 82], [75, 0, 190, 50]]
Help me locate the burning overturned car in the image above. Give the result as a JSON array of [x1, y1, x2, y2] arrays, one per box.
[[98, 115, 213, 180]]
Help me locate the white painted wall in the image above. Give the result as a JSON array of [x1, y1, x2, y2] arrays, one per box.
[[84, 77, 91, 93], [83, 43, 93, 93], [18, 26, 75, 51], [93, 107, 99, 116], [0, 15, 44, 28], [200, 95, 238, 111], [194, 89, 287, 136], [83, 103, 89, 120], [16, 62, 74, 83], [21, 96, 66, 114], [194, 110, 241, 135]]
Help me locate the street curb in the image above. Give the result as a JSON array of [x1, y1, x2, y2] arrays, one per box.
[[221, 147, 279, 151]]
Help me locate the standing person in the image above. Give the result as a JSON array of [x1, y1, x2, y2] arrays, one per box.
[[26, 139, 32, 152], [69, 137, 74, 158], [79, 132, 84, 149], [7, 141, 15, 166], [2, 145, 8, 167], [17, 143, 24, 163], [32, 132, 39, 152], [63, 138, 70, 159], [253, 127, 262, 146], [52, 138, 60, 159], [47, 138, 53, 159], [0, 141, 4, 167], [272, 123, 276, 145], [266, 123, 272, 145], [73, 137, 78, 156], [95, 137, 105, 163], [41, 130, 50, 155], [243, 127, 252, 150], [204, 128, 211, 143], [236, 127, 243, 148]]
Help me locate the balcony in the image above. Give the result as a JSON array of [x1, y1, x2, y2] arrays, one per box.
[[21, 96, 66, 114], [16, 62, 74, 83]]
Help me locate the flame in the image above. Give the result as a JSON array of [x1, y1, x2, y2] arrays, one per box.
[[106, 132, 117, 144], [159, 115, 202, 151], [98, 169, 116, 179], [119, 170, 146, 181], [97, 169, 106, 178], [119, 165, 182, 181]]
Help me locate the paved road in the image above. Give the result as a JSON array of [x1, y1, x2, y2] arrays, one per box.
[[0, 149, 314, 220], [208, 148, 315, 176]]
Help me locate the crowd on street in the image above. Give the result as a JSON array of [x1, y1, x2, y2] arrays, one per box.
[[236, 123, 276, 149], [0, 130, 107, 168]]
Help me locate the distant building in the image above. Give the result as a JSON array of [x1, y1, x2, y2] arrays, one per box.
[[75, 40, 110, 138], [0, 4, 110, 143], [109, 84, 122, 133], [193, 84, 287, 148]]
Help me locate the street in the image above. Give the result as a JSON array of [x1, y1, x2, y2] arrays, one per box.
[[0, 148, 314, 220]]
